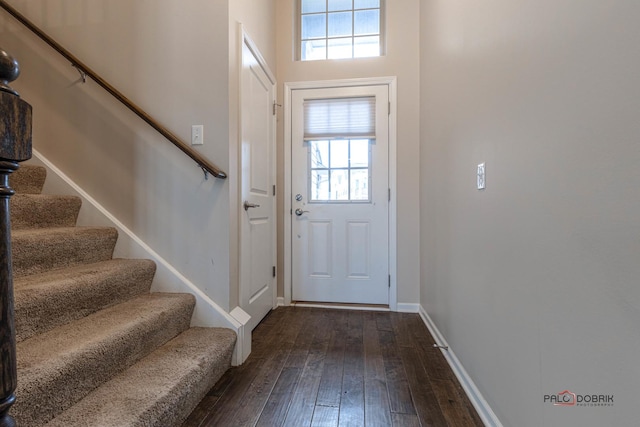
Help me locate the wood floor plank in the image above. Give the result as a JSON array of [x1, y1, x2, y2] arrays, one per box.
[[338, 311, 365, 427], [181, 395, 220, 427], [397, 344, 449, 427], [199, 357, 264, 426], [391, 412, 421, 427], [363, 312, 392, 427], [409, 316, 454, 381], [255, 367, 302, 427], [231, 347, 292, 426], [285, 308, 321, 368], [311, 405, 340, 427], [316, 311, 348, 407], [389, 312, 415, 349], [431, 378, 482, 427], [282, 310, 333, 427], [378, 328, 416, 415]]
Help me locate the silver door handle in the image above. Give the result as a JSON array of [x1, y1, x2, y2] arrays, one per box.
[[295, 208, 309, 216], [244, 201, 260, 211]]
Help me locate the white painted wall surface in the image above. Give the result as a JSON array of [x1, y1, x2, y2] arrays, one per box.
[[420, 1, 640, 425], [275, 0, 421, 306], [0, 1, 233, 308]]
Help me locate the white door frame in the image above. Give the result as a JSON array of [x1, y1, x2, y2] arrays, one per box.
[[283, 77, 398, 310]]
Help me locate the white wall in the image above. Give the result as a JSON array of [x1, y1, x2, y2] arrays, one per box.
[[1, 1, 233, 308], [420, 1, 640, 425], [275, 0, 421, 305]]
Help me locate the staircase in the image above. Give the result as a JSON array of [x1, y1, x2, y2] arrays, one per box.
[[8, 164, 236, 427]]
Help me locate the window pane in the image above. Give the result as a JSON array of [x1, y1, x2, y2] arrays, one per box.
[[354, 0, 379, 9], [328, 0, 352, 11], [302, 39, 327, 60], [350, 139, 369, 167], [311, 170, 329, 200], [328, 37, 353, 59], [310, 141, 329, 168], [328, 12, 352, 37], [302, 13, 326, 39], [331, 169, 349, 200], [354, 36, 379, 57], [330, 140, 349, 168], [302, 0, 326, 13], [354, 9, 379, 35], [350, 169, 369, 200]]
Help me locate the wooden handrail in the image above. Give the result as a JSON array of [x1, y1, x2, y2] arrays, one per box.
[[0, 0, 227, 179]]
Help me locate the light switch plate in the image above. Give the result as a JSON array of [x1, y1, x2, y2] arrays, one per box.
[[477, 163, 486, 190], [191, 125, 204, 145]]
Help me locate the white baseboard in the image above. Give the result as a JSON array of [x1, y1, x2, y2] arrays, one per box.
[[29, 150, 244, 364], [419, 305, 502, 427], [396, 303, 420, 313], [276, 297, 286, 307]]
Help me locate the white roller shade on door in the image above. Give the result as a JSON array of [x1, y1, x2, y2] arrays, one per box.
[[303, 96, 376, 140]]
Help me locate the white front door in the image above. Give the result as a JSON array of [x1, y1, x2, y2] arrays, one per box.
[[239, 36, 276, 331], [291, 85, 389, 305]]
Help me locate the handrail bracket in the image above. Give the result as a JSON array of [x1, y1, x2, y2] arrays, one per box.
[[72, 64, 87, 83]]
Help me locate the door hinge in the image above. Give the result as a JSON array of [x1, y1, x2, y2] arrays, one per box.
[[388, 275, 391, 288], [273, 184, 276, 196], [388, 101, 391, 116], [273, 101, 281, 116], [273, 266, 276, 277], [388, 188, 391, 201]]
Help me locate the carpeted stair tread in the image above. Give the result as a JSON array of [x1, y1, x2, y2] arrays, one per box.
[[14, 293, 196, 427], [44, 327, 237, 427], [15, 259, 157, 342], [12, 226, 118, 277], [9, 164, 47, 194], [11, 194, 82, 230]]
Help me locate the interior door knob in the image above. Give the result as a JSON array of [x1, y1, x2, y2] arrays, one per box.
[[295, 208, 309, 216], [244, 201, 260, 211]]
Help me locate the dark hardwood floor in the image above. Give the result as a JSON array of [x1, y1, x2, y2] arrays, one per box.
[[182, 306, 484, 427]]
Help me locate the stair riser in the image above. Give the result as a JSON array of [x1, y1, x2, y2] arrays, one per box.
[[11, 194, 81, 230], [12, 227, 118, 277], [14, 295, 196, 427], [9, 164, 46, 194], [15, 260, 157, 342]]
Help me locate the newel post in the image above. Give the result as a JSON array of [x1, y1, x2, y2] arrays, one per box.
[[0, 48, 32, 427]]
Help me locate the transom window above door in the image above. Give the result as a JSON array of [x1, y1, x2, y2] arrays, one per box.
[[298, 0, 384, 61]]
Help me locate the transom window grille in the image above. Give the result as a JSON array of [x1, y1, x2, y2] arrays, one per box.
[[309, 139, 371, 202], [299, 0, 384, 61]]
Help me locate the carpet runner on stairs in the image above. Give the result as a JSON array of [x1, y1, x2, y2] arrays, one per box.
[[9, 164, 236, 427]]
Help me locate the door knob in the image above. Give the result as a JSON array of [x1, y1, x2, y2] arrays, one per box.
[[295, 208, 309, 216], [244, 201, 260, 211]]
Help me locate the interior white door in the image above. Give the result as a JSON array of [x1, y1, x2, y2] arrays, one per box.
[[240, 38, 275, 331], [291, 85, 389, 305]]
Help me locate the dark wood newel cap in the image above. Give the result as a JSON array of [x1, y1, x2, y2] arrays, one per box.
[[0, 49, 19, 96], [0, 48, 31, 162]]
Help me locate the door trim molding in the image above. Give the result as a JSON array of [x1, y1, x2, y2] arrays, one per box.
[[283, 76, 398, 310]]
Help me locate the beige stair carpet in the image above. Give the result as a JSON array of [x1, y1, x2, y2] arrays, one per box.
[[8, 164, 236, 427]]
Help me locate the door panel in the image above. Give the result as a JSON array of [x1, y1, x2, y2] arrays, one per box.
[[291, 85, 389, 305], [240, 39, 275, 331]]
